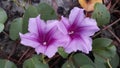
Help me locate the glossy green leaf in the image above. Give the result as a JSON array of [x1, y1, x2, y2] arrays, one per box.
[[0, 7, 7, 24], [73, 53, 95, 67], [9, 18, 23, 40], [92, 3, 110, 26], [0, 59, 17, 68], [22, 5, 39, 33], [93, 38, 116, 63], [62, 61, 76, 68], [23, 55, 49, 68], [58, 47, 68, 58], [0, 23, 4, 32], [37, 3, 57, 21]]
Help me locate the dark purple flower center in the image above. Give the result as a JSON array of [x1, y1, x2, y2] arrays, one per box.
[[68, 31, 74, 35], [68, 24, 81, 39], [38, 27, 57, 46]]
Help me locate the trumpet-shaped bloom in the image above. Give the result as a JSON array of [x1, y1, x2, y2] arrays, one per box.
[[20, 15, 69, 58], [57, 7, 100, 53]]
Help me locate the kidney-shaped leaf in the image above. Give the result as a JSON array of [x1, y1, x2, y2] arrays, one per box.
[[0, 59, 17, 68], [0, 7, 7, 24], [9, 18, 23, 40], [23, 55, 49, 68], [92, 3, 110, 26]]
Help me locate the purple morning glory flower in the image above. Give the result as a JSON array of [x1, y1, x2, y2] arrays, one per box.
[[57, 7, 100, 54], [20, 15, 69, 58]]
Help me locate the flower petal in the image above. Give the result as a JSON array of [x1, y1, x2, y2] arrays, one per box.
[[65, 40, 80, 53], [46, 20, 58, 32], [54, 31, 70, 47], [61, 16, 70, 28], [35, 45, 46, 54], [57, 21, 68, 35], [28, 15, 46, 35], [78, 36, 92, 53], [65, 36, 92, 54], [80, 18, 100, 36], [19, 33, 40, 48], [45, 45, 58, 58], [69, 7, 85, 25]]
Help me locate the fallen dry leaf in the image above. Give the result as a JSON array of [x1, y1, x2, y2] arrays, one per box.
[[78, 0, 103, 11]]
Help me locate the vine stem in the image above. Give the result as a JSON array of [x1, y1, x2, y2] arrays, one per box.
[[13, 0, 26, 10], [17, 48, 31, 63]]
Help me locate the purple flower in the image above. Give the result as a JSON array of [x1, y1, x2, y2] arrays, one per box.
[[57, 7, 100, 54], [20, 15, 68, 58]]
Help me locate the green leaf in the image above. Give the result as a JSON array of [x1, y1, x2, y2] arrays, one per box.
[[80, 64, 94, 68], [93, 38, 116, 63], [92, 3, 110, 26], [94, 59, 106, 68], [0, 23, 4, 32], [62, 61, 76, 68], [94, 53, 106, 63], [0, 59, 17, 68], [58, 47, 68, 58], [93, 38, 112, 49], [110, 54, 119, 68], [23, 55, 49, 68], [73, 53, 95, 67], [22, 3, 57, 33], [22, 5, 39, 33], [9, 18, 23, 40], [0, 7, 7, 24], [37, 3, 57, 21]]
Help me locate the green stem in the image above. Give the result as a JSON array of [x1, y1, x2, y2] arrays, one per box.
[[42, 54, 46, 64], [107, 59, 112, 68]]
